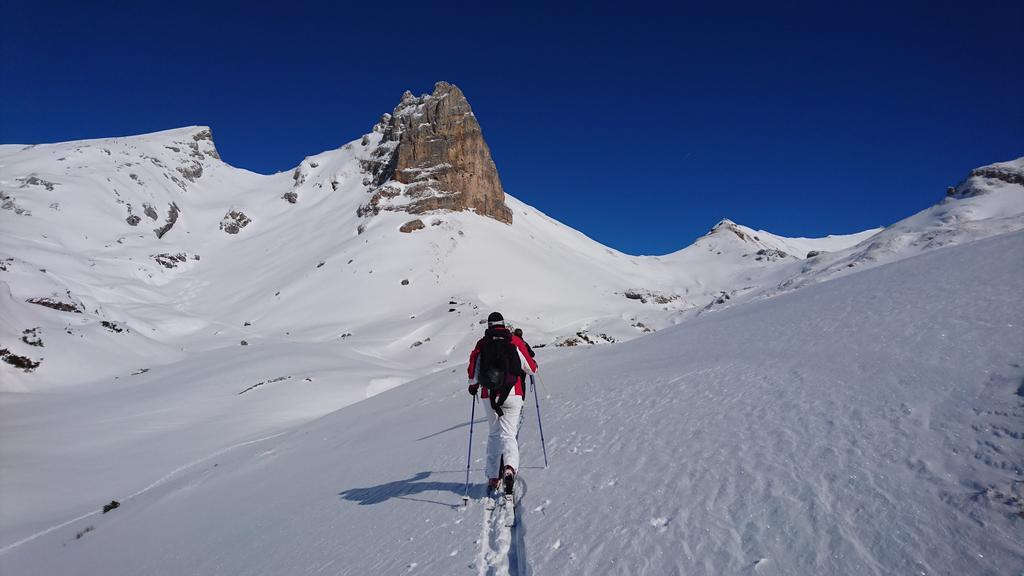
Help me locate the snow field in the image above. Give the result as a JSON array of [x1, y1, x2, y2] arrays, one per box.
[[2, 124, 1021, 574], [2, 228, 1020, 575], [0, 126, 909, 547]]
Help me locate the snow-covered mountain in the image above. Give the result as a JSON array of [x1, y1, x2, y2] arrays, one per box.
[[0, 82, 889, 397], [1, 82, 1022, 571]]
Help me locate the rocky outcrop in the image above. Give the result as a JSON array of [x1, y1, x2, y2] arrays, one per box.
[[152, 252, 199, 269], [707, 219, 753, 242], [968, 165, 1024, 187], [176, 161, 203, 182], [18, 175, 57, 191], [220, 210, 251, 234], [755, 248, 789, 261], [1, 191, 30, 216], [399, 219, 425, 233], [622, 289, 680, 305], [358, 82, 513, 224], [0, 348, 41, 372], [26, 291, 84, 313], [952, 159, 1024, 198], [154, 203, 180, 239]]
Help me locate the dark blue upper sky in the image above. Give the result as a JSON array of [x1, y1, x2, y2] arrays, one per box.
[[2, 0, 1021, 255]]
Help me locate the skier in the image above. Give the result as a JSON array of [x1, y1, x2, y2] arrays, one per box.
[[513, 328, 535, 358], [468, 312, 538, 495]]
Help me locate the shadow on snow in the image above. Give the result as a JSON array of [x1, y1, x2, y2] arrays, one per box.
[[416, 417, 487, 442], [339, 471, 467, 508]]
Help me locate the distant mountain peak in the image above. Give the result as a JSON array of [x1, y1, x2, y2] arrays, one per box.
[[357, 82, 513, 224], [706, 218, 753, 241]]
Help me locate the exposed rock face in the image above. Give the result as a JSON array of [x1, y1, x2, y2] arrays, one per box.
[[952, 160, 1024, 198], [154, 203, 180, 239], [622, 289, 680, 305], [707, 219, 753, 242], [358, 82, 513, 224], [220, 210, 251, 234], [968, 165, 1024, 187], [1, 348, 41, 372], [755, 248, 788, 261], [399, 219, 425, 233], [152, 252, 198, 269], [26, 291, 84, 313], [1, 191, 30, 216]]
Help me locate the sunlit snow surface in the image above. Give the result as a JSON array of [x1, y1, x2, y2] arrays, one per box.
[[1, 229, 1021, 575], [1, 128, 1022, 574], [0, 127, 887, 542]]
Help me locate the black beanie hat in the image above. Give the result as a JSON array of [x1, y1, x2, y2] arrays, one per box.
[[487, 312, 505, 326]]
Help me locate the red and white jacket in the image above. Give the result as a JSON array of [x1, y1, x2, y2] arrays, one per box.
[[467, 327, 538, 398]]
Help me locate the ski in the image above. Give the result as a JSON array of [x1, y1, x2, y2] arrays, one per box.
[[503, 493, 516, 527]]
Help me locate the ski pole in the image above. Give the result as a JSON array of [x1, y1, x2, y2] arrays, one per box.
[[531, 375, 549, 468], [462, 394, 477, 502], [536, 372, 555, 399]]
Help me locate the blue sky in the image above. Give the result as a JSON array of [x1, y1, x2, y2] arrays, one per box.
[[2, 0, 1021, 255]]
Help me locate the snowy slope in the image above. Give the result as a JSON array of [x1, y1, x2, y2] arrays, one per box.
[[652, 219, 881, 309], [2, 228, 1020, 576], [2, 117, 1021, 561], [0, 126, 874, 395], [0, 123, 884, 549], [678, 157, 1024, 314], [766, 157, 1024, 296]]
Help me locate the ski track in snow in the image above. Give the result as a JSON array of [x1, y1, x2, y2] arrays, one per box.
[[0, 432, 286, 555], [477, 477, 528, 576], [509, 479, 529, 576]]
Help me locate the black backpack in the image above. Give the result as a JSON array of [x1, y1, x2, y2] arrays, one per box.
[[477, 330, 522, 415]]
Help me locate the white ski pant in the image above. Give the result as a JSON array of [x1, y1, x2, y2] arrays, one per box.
[[486, 393, 524, 478]]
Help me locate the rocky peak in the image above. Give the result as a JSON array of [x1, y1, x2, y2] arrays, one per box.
[[709, 218, 737, 231], [358, 81, 513, 224], [151, 126, 221, 162], [950, 158, 1024, 199], [706, 219, 753, 242]]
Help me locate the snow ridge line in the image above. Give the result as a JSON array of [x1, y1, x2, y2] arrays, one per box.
[[0, 432, 287, 555]]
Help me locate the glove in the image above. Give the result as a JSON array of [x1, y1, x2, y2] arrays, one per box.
[[468, 382, 479, 396]]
